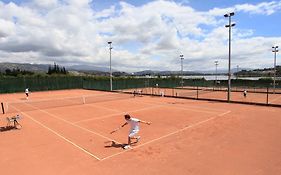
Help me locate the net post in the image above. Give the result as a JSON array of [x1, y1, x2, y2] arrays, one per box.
[[1, 102, 4, 114]]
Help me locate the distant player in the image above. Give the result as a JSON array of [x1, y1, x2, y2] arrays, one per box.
[[243, 90, 247, 98], [155, 84, 159, 95], [25, 88, 29, 100], [110, 114, 152, 149], [137, 89, 142, 96]]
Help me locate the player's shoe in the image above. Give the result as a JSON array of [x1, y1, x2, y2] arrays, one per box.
[[123, 145, 131, 150]]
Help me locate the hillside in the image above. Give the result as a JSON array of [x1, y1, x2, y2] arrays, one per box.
[[0, 62, 49, 72]]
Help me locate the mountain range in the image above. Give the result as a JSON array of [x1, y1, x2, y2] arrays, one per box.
[[0, 62, 250, 75]]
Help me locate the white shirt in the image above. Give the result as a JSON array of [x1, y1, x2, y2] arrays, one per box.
[[127, 118, 140, 131], [25, 88, 29, 93]]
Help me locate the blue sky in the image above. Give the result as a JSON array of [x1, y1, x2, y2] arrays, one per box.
[[90, 0, 281, 37], [0, 0, 280, 72]]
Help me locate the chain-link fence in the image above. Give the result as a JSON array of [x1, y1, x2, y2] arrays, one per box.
[[1, 76, 280, 106]]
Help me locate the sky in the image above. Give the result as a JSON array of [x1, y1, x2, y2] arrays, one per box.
[[0, 0, 280, 72]]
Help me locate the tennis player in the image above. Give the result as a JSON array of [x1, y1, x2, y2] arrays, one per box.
[[25, 88, 29, 100], [112, 114, 151, 149], [243, 90, 247, 98]]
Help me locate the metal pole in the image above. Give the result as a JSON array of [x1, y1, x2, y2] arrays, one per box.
[[180, 54, 184, 88], [108, 42, 112, 91], [236, 65, 239, 79], [266, 87, 269, 105], [272, 46, 278, 94], [272, 46, 279, 94], [227, 16, 231, 102], [273, 48, 276, 93], [215, 63, 217, 82], [224, 12, 235, 103], [214, 60, 218, 84], [196, 86, 199, 99]]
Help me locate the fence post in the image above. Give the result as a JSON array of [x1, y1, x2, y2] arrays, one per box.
[[197, 86, 199, 99], [266, 87, 269, 105]]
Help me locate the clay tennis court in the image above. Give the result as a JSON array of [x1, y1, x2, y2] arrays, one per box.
[[128, 87, 281, 105], [1, 89, 281, 175]]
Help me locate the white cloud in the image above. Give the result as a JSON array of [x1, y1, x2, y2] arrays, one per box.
[[0, 0, 280, 72], [0, 19, 16, 37], [31, 0, 58, 9], [209, 1, 281, 16], [94, 6, 115, 19], [235, 1, 281, 15]]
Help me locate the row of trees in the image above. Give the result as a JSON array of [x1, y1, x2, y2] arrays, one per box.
[[47, 63, 68, 75], [0, 63, 68, 77], [3, 68, 34, 76]]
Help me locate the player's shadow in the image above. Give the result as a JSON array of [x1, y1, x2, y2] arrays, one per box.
[[104, 140, 140, 149], [104, 141, 126, 149], [0, 126, 17, 132]]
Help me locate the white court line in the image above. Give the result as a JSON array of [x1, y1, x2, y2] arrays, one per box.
[[74, 103, 165, 124], [85, 103, 122, 113], [5, 92, 124, 105], [136, 96, 229, 113], [137, 100, 223, 114], [21, 111, 101, 161], [74, 97, 228, 124], [36, 108, 121, 144], [100, 110, 231, 161], [16, 104, 120, 160]]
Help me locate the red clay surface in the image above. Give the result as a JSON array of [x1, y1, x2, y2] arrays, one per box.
[[1, 89, 281, 175], [126, 87, 281, 105]]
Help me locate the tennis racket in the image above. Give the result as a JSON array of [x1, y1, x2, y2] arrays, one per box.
[[110, 127, 120, 134]]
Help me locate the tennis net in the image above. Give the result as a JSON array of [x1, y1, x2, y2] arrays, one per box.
[[2, 93, 133, 114]]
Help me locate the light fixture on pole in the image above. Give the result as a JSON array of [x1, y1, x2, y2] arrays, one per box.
[[180, 54, 184, 88], [272, 46, 279, 93], [224, 12, 235, 102], [108, 41, 113, 91], [214, 60, 219, 84]]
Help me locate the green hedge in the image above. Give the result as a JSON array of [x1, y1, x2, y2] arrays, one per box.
[[0, 75, 279, 93]]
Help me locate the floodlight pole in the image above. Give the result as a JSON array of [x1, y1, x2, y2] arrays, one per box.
[[180, 54, 184, 88], [224, 12, 235, 102], [108, 41, 113, 91], [214, 60, 219, 83], [272, 46, 279, 93], [236, 65, 239, 79]]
